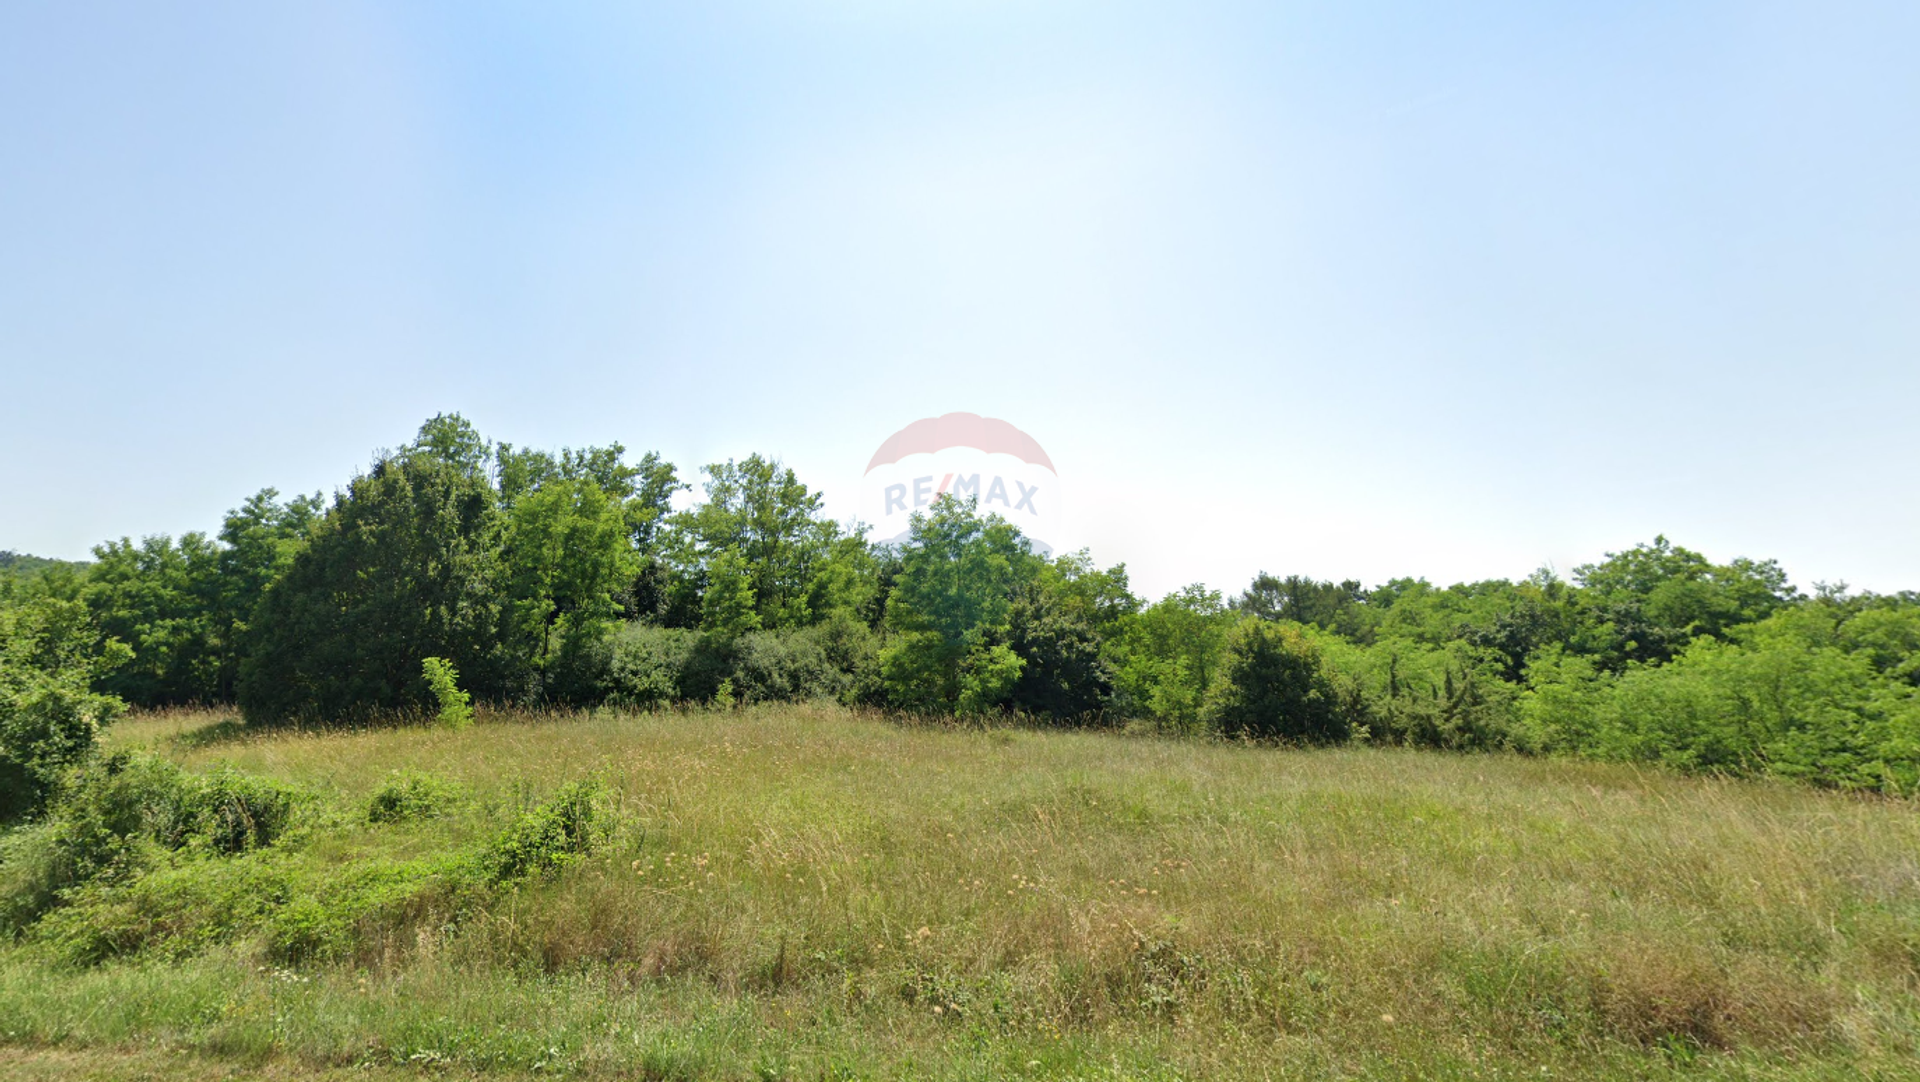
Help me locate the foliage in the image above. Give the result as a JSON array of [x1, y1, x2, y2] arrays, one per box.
[[699, 550, 763, 642], [602, 624, 701, 706], [1000, 583, 1110, 721], [421, 656, 473, 730], [662, 454, 840, 632], [1234, 572, 1371, 640], [730, 618, 876, 706], [1109, 585, 1231, 732], [366, 770, 465, 824], [1571, 535, 1801, 667], [878, 497, 1041, 713], [80, 490, 322, 708], [80, 534, 221, 705], [479, 779, 611, 882], [15, 409, 1918, 792], [1204, 619, 1347, 743], [0, 752, 300, 936], [238, 445, 512, 724], [1520, 612, 1920, 792], [1312, 633, 1519, 751], [0, 552, 89, 582], [0, 596, 130, 822]]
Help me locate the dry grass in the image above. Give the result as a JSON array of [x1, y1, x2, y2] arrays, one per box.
[[3, 703, 1915, 1079]]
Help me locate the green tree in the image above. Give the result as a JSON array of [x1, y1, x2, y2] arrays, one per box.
[[77, 490, 320, 707], [501, 475, 638, 684], [81, 534, 221, 706], [878, 497, 1041, 713], [496, 438, 683, 645], [665, 455, 838, 631], [1572, 536, 1800, 667], [700, 550, 763, 642], [1001, 582, 1113, 721], [1, 596, 131, 821], [1110, 585, 1232, 731], [238, 448, 511, 724], [1205, 618, 1347, 743], [1235, 573, 1372, 640], [409, 412, 493, 479], [209, 488, 322, 699]]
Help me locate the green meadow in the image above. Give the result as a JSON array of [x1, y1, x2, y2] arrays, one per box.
[[2, 705, 1915, 1080]]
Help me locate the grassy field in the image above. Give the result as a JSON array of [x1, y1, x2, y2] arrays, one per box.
[[2, 704, 1917, 1080]]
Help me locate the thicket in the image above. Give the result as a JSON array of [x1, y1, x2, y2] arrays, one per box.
[[3, 413, 1918, 818]]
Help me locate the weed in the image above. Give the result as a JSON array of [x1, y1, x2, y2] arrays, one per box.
[[366, 770, 464, 824], [479, 779, 612, 882], [422, 656, 472, 730]]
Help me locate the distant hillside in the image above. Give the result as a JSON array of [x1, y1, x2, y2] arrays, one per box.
[[0, 550, 89, 579]]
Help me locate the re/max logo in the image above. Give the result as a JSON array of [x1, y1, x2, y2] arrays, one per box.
[[884, 474, 1040, 515]]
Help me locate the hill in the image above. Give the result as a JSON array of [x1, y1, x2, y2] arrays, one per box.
[[2, 705, 1916, 1080], [0, 550, 87, 580]]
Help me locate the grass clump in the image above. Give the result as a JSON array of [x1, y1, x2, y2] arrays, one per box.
[[365, 770, 464, 824], [479, 779, 611, 882]]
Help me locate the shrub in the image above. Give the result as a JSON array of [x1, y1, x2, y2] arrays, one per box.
[[1003, 588, 1111, 722], [265, 855, 478, 964], [731, 619, 877, 705], [0, 753, 300, 936], [604, 624, 700, 707], [1312, 633, 1519, 750], [1204, 619, 1348, 743], [186, 764, 299, 854], [957, 643, 1024, 716], [0, 597, 131, 822], [480, 780, 611, 882], [366, 770, 465, 824], [422, 656, 473, 729]]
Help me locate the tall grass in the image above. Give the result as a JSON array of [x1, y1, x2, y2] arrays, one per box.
[[1, 703, 1915, 1080]]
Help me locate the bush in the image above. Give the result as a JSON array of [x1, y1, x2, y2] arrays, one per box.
[[1561, 636, 1918, 791], [0, 753, 300, 936], [0, 597, 131, 822], [367, 770, 465, 824], [265, 855, 477, 964], [1003, 589, 1111, 722], [1109, 586, 1233, 734], [480, 780, 612, 882], [193, 765, 299, 854], [1312, 633, 1519, 750], [604, 624, 700, 706], [731, 618, 877, 705], [422, 656, 473, 729], [1, 754, 191, 936], [1204, 619, 1348, 743]]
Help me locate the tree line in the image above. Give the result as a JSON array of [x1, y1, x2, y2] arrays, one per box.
[[4, 414, 1918, 820]]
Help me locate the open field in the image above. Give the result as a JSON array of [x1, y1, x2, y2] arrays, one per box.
[[2, 705, 1918, 1080]]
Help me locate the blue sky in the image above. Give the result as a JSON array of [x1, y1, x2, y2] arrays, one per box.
[[3, 1, 1916, 599]]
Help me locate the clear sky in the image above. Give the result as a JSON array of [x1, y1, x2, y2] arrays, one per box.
[[3, 1, 1916, 600]]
